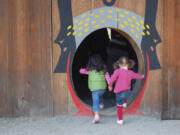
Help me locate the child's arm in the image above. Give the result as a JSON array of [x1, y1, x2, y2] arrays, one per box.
[[79, 68, 89, 75], [131, 72, 144, 80], [109, 70, 119, 87], [105, 72, 111, 85]]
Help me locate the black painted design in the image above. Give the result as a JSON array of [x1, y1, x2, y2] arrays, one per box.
[[54, 0, 76, 73], [141, 0, 162, 70], [55, 0, 161, 73], [103, 0, 116, 6]]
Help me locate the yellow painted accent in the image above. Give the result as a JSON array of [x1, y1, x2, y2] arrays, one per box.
[[100, 20, 105, 23], [84, 23, 89, 27], [90, 13, 94, 16], [136, 27, 140, 31], [84, 28, 89, 32], [140, 19, 144, 24], [107, 15, 112, 18], [91, 20, 96, 24], [128, 18, 133, 23], [136, 22, 140, 26], [67, 32, 71, 36], [132, 16, 137, 19], [154, 39, 158, 43], [131, 29, 135, 33], [94, 24, 99, 28], [78, 32, 82, 37], [108, 10, 113, 13], [73, 25, 77, 30], [142, 31, 145, 36], [78, 27, 83, 30], [146, 24, 150, 29], [151, 46, 154, 51], [147, 31, 150, 35], [81, 14, 86, 18], [78, 21, 83, 25], [136, 34, 139, 38], [142, 25, 145, 29], [99, 10, 104, 13], [124, 21, 129, 25], [130, 24, 135, 27], [86, 18, 91, 21], [120, 24, 125, 28], [115, 18, 119, 22], [116, 8, 121, 12], [67, 25, 72, 30], [120, 14, 124, 18], [74, 19, 78, 23], [95, 15, 100, 18], [72, 31, 76, 36], [124, 11, 129, 14]]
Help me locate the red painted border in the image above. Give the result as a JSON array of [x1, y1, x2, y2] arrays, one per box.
[[124, 52, 150, 115], [67, 52, 94, 116], [67, 52, 150, 116]]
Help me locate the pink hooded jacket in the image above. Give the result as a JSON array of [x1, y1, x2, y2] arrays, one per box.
[[109, 68, 144, 93]]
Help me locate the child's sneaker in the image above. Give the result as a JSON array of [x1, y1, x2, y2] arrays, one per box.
[[92, 114, 100, 124], [99, 104, 104, 110], [123, 103, 127, 108], [117, 120, 123, 125], [92, 118, 100, 124]]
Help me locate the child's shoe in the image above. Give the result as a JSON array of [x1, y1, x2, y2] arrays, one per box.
[[116, 120, 123, 125], [92, 114, 100, 124], [123, 102, 127, 108], [99, 104, 104, 110], [92, 118, 100, 124]]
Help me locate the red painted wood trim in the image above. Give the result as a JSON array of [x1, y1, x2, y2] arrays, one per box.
[[67, 52, 150, 116]]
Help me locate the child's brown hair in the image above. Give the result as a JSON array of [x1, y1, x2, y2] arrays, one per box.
[[113, 56, 135, 70]]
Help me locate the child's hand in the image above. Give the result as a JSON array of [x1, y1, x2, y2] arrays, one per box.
[[108, 86, 112, 92]]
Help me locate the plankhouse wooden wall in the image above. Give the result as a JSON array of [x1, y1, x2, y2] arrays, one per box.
[[0, 0, 179, 119], [0, 0, 53, 117], [162, 0, 180, 119]]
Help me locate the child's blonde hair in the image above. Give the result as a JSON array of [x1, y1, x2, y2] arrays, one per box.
[[113, 56, 135, 70]]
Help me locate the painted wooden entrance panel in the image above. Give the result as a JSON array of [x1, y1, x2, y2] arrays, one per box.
[[53, 0, 163, 115]]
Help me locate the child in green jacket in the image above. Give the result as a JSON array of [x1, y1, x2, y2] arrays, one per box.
[[80, 54, 110, 123]]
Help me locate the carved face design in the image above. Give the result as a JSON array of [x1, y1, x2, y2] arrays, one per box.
[[53, 0, 162, 116], [55, 0, 162, 73]]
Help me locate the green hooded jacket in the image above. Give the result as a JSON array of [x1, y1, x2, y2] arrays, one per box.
[[88, 70, 107, 90]]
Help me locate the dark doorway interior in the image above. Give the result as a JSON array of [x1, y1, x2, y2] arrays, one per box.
[[72, 28, 138, 109]]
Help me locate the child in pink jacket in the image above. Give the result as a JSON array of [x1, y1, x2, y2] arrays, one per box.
[[109, 56, 144, 125]]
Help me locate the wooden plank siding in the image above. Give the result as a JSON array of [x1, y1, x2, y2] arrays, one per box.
[[0, 0, 12, 117], [141, 0, 164, 114], [0, 0, 179, 118], [52, 0, 69, 115], [0, 0, 53, 117], [162, 0, 180, 119]]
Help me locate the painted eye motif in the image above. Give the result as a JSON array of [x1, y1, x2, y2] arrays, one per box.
[[103, 0, 116, 6], [153, 38, 161, 44]]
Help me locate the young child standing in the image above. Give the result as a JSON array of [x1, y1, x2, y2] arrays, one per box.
[[109, 56, 144, 125], [112, 58, 136, 108], [80, 54, 110, 123]]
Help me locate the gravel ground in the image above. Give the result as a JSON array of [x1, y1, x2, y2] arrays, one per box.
[[0, 114, 180, 135]]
